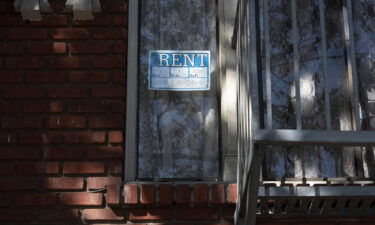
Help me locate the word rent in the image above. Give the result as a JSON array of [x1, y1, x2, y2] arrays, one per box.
[[158, 53, 208, 67], [148, 50, 211, 91]]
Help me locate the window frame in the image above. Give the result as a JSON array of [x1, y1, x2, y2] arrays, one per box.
[[125, 0, 238, 182]]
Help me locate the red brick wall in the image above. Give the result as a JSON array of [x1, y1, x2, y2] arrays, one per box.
[[0, 0, 238, 224], [0, 0, 127, 223]]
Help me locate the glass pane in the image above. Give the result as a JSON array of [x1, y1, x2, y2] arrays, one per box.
[[137, 0, 219, 179]]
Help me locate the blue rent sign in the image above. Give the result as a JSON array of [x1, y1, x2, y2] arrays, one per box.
[[148, 50, 211, 91]]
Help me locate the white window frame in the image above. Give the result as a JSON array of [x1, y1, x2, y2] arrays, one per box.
[[125, 0, 239, 182]]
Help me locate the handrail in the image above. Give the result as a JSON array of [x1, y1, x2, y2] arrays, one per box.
[[253, 129, 375, 146]]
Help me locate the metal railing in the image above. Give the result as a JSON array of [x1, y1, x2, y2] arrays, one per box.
[[234, 0, 375, 224]]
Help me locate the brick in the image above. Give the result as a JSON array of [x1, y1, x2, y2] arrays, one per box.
[[0, 178, 38, 190], [227, 184, 237, 204], [6, 57, 44, 69], [27, 42, 66, 54], [112, 15, 127, 26], [4, 87, 44, 98], [113, 102, 125, 113], [0, 29, 4, 40], [129, 209, 171, 221], [26, 71, 65, 83], [2, 117, 42, 128], [69, 42, 110, 54], [69, 71, 109, 82], [159, 184, 173, 205], [0, 132, 16, 143], [93, 28, 125, 40], [194, 184, 208, 205], [174, 208, 218, 220], [23, 101, 63, 113], [20, 132, 61, 144], [18, 162, 59, 174], [140, 185, 155, 205], [68, 100, 107, 113], [113, 70, 125, 84], [72, 15, 110, 26], [47, 116, 86, 128], [60, 193, 102, 206], [108, 102, 126, 114], [48, 87, 87, 98], [124, 184, 137, 204], [102, 1, 127, 12], [176, 185, 190, 205], [112, 101, 126, 113], [29, 15, 68, 27], [52, 28, 89, 39], [50, 56, 87, 69], [91, 86, 124, 98], [109, 161, 122, 174], [38, 209, 79, 221], [89, 117, 124, 128], [223, 207, 235, 220], [114, 42, 126, 54], [0, 15, 24, 26], [62, 131, 105, 144], [0, 101, 19, 113], [92, 56, 125, 68], [0, 43, 25, 55], [211, 184, 225, 204], [0, 209, 35, 221], [43, 147, 84, 159], [88, 146, 123, 158], [109, 131, 123, 143], [8, 28, 47, 40], [0, 2, 5, 13], [49, 1, 65, 13], [0, 147, 39, 160], [42, 177, 84, 190], [63, 162, 105, 174], [87, 177, 122, 189], [15, 194, 57, 206], [0, 163, 15, 174], [107, 184, 120, 205], [0, 72, 22, 84], [0, 194, 13, 207], [83, 208, 124, 221]]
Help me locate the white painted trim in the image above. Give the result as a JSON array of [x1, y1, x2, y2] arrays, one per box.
[[124, 0, 139, 182]]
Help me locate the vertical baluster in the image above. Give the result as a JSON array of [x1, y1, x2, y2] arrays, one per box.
[[244, 0, 251, 177], [264, 0, 272, 129], [342, 0, 365, 178], [319, 0, 332, 130], [236, 0, 244, 207], [291, 0, 302, 130], [342, 0, 361, 130]]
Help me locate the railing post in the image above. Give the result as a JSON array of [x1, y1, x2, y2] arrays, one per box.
[[235, 0, 264, 223]]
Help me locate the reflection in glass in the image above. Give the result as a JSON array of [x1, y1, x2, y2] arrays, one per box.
[[138, 0, 219, 179]]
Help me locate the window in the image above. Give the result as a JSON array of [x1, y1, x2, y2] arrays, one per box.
[[125, 0, 239, 181]]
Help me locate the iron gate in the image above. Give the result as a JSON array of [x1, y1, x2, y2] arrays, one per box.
[[234, 0, 375, 224]]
